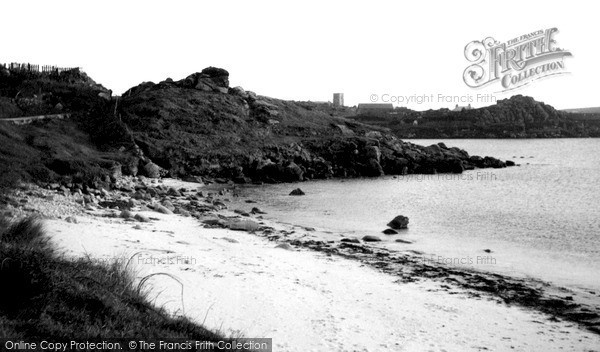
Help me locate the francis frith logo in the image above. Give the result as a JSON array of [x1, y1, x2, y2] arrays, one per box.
[[463, 28, 572, 91]]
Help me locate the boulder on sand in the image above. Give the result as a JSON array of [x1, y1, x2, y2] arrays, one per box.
[[119, 210, 133, 219], [387, 215, 409, 229], [228, 220, 261, 232], [134, 214, 150, 222], [382, 228, 398, 235], [154, 204, 173, 215], [144, 162, 161, 178], [289, 188, 305, 196], [362, 235, 382, 242]]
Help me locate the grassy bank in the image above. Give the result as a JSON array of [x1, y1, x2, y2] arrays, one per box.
[[0, 216, 229, 343]]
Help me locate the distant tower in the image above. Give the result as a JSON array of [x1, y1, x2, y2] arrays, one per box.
[[333, 93, 344, 107]]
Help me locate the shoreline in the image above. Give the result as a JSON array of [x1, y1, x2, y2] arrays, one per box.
[[3, 178, 600, 350], [228, 172, 600, 294]]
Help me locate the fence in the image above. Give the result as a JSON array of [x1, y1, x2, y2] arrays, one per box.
[[1, 62, 80, 75]]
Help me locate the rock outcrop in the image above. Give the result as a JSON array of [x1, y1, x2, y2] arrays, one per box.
[[0, 65, 515, 190], [387, 215, 409, 230], [116, 68, 513, 184]]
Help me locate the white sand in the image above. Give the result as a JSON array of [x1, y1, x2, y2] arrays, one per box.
[[47, 212, 600, 352]]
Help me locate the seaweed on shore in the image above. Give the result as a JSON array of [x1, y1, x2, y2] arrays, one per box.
[[286, 236, 600, 335]]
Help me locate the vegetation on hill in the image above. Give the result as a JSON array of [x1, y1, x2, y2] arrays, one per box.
[[348, 95, 600, 138], [0, 66, 138, 193], [117, 68, 511, 183], [0, 65, 512, 193]]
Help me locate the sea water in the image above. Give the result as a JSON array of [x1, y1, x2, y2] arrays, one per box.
[[234, 139, 600, 292]]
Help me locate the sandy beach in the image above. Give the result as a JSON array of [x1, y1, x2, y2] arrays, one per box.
[[6, 179, 596, 351]]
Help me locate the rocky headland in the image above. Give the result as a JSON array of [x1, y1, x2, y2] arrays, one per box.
[[0, 65, 513, 194]]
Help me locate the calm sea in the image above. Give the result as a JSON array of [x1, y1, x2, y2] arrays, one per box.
[[234, 139, 600, 292]]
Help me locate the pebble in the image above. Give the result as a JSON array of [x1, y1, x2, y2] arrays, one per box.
[[362, 235, 381, 242], [275, 243, 293, 250], [120, 210, 133, 219], [134, 214, 150, 222], [154, 204, 173, 215]]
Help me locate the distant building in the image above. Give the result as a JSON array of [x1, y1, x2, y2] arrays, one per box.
[[333, 93, 344, 107], [452, 103, 472, 112], [357, 103, 394, 116]]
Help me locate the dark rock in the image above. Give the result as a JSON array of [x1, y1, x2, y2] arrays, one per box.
[[154, 204, 173, 214], [364, 158, 384, 177], [183, 175, 204, 183], [120, 186, 134, 193], [230, 86, 248, 99], [119, 210, 133, 219], [202, 218, 227, 227], [362, 235, 382, 242], [175, 208, 191, 217], [162, 200, 175, 211], [213, 201, 227, 209], [251, 207, 266, 214], [132, 190, 148, 200], [387, 215, 409, 229], [284, 162, 304, 182], [167, 187, 181, 197], [341, 237, 361, 243], [365, 145, 381, 162], [289, 188, 305, 196], [134, 214, 150, 222], [228, 220, 260, 231], [449, 159, 464, 174], [108, 163, 122, 181], [144, 162, 161, 178], [382, 228, 398, 235], [395, 239, 413, 244], [200, 67, 230, 88], [339, 242, 373, 253]]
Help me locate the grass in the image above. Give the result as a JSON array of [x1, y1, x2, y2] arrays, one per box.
[[0, 69, 139, 192], [0, 216, 237, 344], [0, 117, 135, 192]]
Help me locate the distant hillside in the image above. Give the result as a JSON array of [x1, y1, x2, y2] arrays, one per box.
[[348, 95, 600, 138], [562, 107, 600, 114]]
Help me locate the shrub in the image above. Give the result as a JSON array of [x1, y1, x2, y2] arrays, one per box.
[[0, 216, 231, 342]]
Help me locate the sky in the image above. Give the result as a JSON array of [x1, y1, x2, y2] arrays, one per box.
[[1, 0, 596, 110]]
